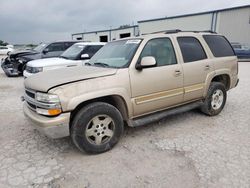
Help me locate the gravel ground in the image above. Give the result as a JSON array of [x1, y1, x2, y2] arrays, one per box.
[[0, 62, 249, 188]]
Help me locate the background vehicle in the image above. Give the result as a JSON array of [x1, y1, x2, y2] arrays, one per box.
[[23, 42, 105, 78], [23, 31, 239, 154], [0, 46, 14, 55], [231, 42, 250, 59], [1, 41, 77, 77]]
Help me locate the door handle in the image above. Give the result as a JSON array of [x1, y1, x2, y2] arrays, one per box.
[[175, 70, 182, 76], [205, 65, 210, 70]]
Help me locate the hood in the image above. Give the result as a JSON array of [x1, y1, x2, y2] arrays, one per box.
[[9, 50, 39, 58], [24, 66, 118, 92], [27, 57, 76, 67]]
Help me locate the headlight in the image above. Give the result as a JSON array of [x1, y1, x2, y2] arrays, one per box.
[[35, 92, 62, 116], [32, 67, 43, 73], [36, 92, 60, 103]]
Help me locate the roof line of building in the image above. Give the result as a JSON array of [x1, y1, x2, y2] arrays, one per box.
[[72, 25, 138, 36], [138, 4, 250, 23]]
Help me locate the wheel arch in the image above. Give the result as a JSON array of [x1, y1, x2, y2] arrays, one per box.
[[211, 74, 231, 91], [204, 72, 231, 97], [69, 95, 129, 128]]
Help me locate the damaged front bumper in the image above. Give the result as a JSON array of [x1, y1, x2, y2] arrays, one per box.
[[1, 57, 21, 76]]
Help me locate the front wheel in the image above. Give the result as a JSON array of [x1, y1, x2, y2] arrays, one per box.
[[201, 82, 227, 116], [71, 102, 124, 154]]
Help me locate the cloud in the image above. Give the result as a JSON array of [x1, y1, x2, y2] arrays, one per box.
[[0, 0, 249, 44]]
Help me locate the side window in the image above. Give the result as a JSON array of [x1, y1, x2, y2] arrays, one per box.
[[140, 38, 177, 67], [84, 45, 103, 58], [177, 37, 207, 63], [203, 35, 235, 57], [45, 43, 64, 52]]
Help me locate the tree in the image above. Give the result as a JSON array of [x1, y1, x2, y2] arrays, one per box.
[[0, 40, 9, 46]]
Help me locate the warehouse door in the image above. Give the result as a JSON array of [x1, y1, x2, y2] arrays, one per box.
[[99, 36, 108, 42]]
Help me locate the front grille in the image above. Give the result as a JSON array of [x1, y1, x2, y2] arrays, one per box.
[[27, 101, 36, 111], [25, 90, 35, 99]]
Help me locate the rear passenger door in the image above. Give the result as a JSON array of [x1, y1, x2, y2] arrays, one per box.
[[177, 37, 214, 102]]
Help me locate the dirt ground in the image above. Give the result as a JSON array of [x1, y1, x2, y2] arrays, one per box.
[[0, 62, 249, 188]]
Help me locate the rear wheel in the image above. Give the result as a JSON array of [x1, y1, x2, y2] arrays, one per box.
[[71, 102, 124, 154], [201, 82, 227, 116]]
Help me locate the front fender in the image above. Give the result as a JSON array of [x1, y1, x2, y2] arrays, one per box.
[[53, 87, 133, 118]]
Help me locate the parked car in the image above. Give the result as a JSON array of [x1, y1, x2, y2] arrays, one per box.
[[231, 42, 250, 59], [23, 42, 105, 78], [0, 46, 14, 55], [1, 41, 77, 77], [23, 31, 239, 154]]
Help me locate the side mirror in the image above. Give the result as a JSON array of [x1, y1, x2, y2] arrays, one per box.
[[136, 56, 156, 70], [81, 54, 90, 60], [42, 48, 49, 54]]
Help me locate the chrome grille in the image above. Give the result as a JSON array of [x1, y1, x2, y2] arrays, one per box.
[[25, 89, 35, 99]]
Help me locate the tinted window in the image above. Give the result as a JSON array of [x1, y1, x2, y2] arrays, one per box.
[[178, 37, 207, 63], [45, 43, 64, 52], [140, 38, 177, 67], [203, 35, 235, 57], [84, 45, 103, 58], [64, 42, 75, 50]]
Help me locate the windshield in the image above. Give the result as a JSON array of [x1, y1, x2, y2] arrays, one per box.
[[33, 43, 47, 52], [60, 44, 85, 60], [88, 39, 142, 68]]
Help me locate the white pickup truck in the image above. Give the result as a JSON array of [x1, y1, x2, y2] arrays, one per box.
[[23, 42, 105, 78]]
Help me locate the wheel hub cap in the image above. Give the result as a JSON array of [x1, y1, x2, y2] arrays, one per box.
[[211, 89, 224, 110], [85, 115, 115, 145]]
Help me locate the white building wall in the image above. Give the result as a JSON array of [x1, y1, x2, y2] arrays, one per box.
[[139, 14, 213, 34], [111, 27, 139, 41], [216, 7, 250, 44], [72, 34, 83, 40], [72, 26, 139, 42], [85, 31, 110, 42]]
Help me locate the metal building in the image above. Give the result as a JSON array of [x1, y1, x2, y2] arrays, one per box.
[[72, 25, 139, 42], [72, 5, 250, 44], [138, 5, 250, 44]]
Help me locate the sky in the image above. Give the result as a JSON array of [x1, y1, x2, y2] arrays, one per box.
[[0, 0, 249, 44]]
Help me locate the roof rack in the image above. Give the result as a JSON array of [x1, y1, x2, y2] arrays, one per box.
[[142, 29, 217, 35]]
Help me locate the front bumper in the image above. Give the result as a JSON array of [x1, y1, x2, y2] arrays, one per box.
[[23, 102, 70, 139], [1, 58, 20, 76]]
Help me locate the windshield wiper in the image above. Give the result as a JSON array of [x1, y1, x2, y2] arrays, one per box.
[[93, 62, 110, 67]]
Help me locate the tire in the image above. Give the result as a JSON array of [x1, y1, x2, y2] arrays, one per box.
[[201, 82, 227, 116], [70, 102, 124, 154]]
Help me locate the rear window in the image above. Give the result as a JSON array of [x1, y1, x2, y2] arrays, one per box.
[[177, 37, 207, 63], [203, 35, 235, 57]]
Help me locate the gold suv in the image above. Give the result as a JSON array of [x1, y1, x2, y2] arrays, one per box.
[[23, 30, 239, 153]]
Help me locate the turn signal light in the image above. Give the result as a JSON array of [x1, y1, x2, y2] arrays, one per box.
[[48, 109, 62, 116]]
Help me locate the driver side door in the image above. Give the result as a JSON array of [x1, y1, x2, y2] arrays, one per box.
[[129, 37, 184, 117]]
